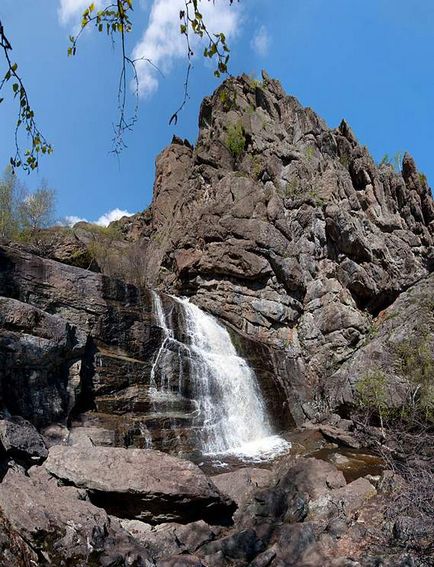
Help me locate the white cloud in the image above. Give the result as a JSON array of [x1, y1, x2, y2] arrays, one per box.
[[250, 25, 270, 57], [58, 0, 107, 25], [64, 208, 134, 227], [95, 208, 133, 226], [132, 0, 242, 97], [64, 215, 87, 226]]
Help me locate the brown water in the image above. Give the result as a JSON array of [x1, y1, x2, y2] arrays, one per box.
[[195, 429, 385, 480], [308, 447, 385, 482]]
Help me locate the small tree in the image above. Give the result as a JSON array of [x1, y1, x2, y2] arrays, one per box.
[[0, 166, 25, 239], [356, 369, 390, 435], [19, 183, 55, 235]]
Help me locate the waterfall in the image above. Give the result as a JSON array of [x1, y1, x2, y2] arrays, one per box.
[[150, 292, 289, 459]]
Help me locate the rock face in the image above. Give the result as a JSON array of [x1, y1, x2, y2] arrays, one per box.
[[0, 466, 152, 566], [118, 72, 433, 411], [44, 445, 236, 524], [0, 72, 433, 566], [0, 243, 294, 448]]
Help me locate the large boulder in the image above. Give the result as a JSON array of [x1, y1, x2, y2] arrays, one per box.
[[44, 445, 236, 524], [0, 466, 152, 566]]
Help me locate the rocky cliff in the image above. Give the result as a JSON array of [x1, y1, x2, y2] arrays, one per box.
[[0, 72, 433, 566], [117, 71, 434, 413]]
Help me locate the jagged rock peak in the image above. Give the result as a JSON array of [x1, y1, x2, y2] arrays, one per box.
[[113, 71, 433, 409]]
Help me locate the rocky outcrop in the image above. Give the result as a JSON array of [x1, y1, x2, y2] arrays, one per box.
[[118, 72, 433, 412], [0, 243, 300, 448], [1, 72, 433, 566], [44, 445, 236, 524], [330, 272, 434, 409], [0, 466, 152, 566]]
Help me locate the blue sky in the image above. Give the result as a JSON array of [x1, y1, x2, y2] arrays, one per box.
[[1, 0, 433, 224]]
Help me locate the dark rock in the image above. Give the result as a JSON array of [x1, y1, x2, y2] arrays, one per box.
[[159, 556, 206, 567], [44, 445, 236, 525], [0, 296, 87, 427], [393, 516, 434, 548], [199, 528, 265, 562], [0, 415, 48, 464]]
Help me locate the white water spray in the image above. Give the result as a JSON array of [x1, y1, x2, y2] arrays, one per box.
[[151, 292, 289, 459]]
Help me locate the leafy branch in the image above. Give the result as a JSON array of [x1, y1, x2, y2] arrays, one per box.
[[70, 1, 236, 145], [170, 0, 234, 125], [0, 20, 53, 172]]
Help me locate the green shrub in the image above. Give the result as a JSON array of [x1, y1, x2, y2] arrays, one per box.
[[379, 151, 404, 172], [218, 87, 237, 112], [356, 369, 390, 430], [226, 122, 246, 159], [418, 172, 428, 185], [246, 73, 262, 90], [395, 336, 434, 422], [305, 146, 315, 161], [250, 156, 264, 180]]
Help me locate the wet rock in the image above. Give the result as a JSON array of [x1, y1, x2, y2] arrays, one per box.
[[0, 415, 48, 464], [44, 445, 236, 524], [318, 424, 361, 449], [0, 296, 87, 427]]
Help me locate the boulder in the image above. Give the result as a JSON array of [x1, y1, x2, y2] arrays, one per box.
[[0, 415, 48, 464], [273, 457, 347, 500], [308, 477, 377, 521], [44, 445, 236, 524], [211, 467, 273, 509], [199, 528, 265, 564], [0, 466, 152, 566], [121, 519, 218, 560]]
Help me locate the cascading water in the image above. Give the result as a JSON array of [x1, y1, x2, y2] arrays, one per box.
[[150, 291, 289, 459]]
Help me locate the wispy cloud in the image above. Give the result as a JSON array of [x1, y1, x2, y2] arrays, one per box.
[[250, 25, 270, 57], [132, 0, 242, 97], [64, 208, 134, 227]]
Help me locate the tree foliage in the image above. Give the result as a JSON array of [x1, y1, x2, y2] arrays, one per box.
[[0, 167, 56, 239]]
